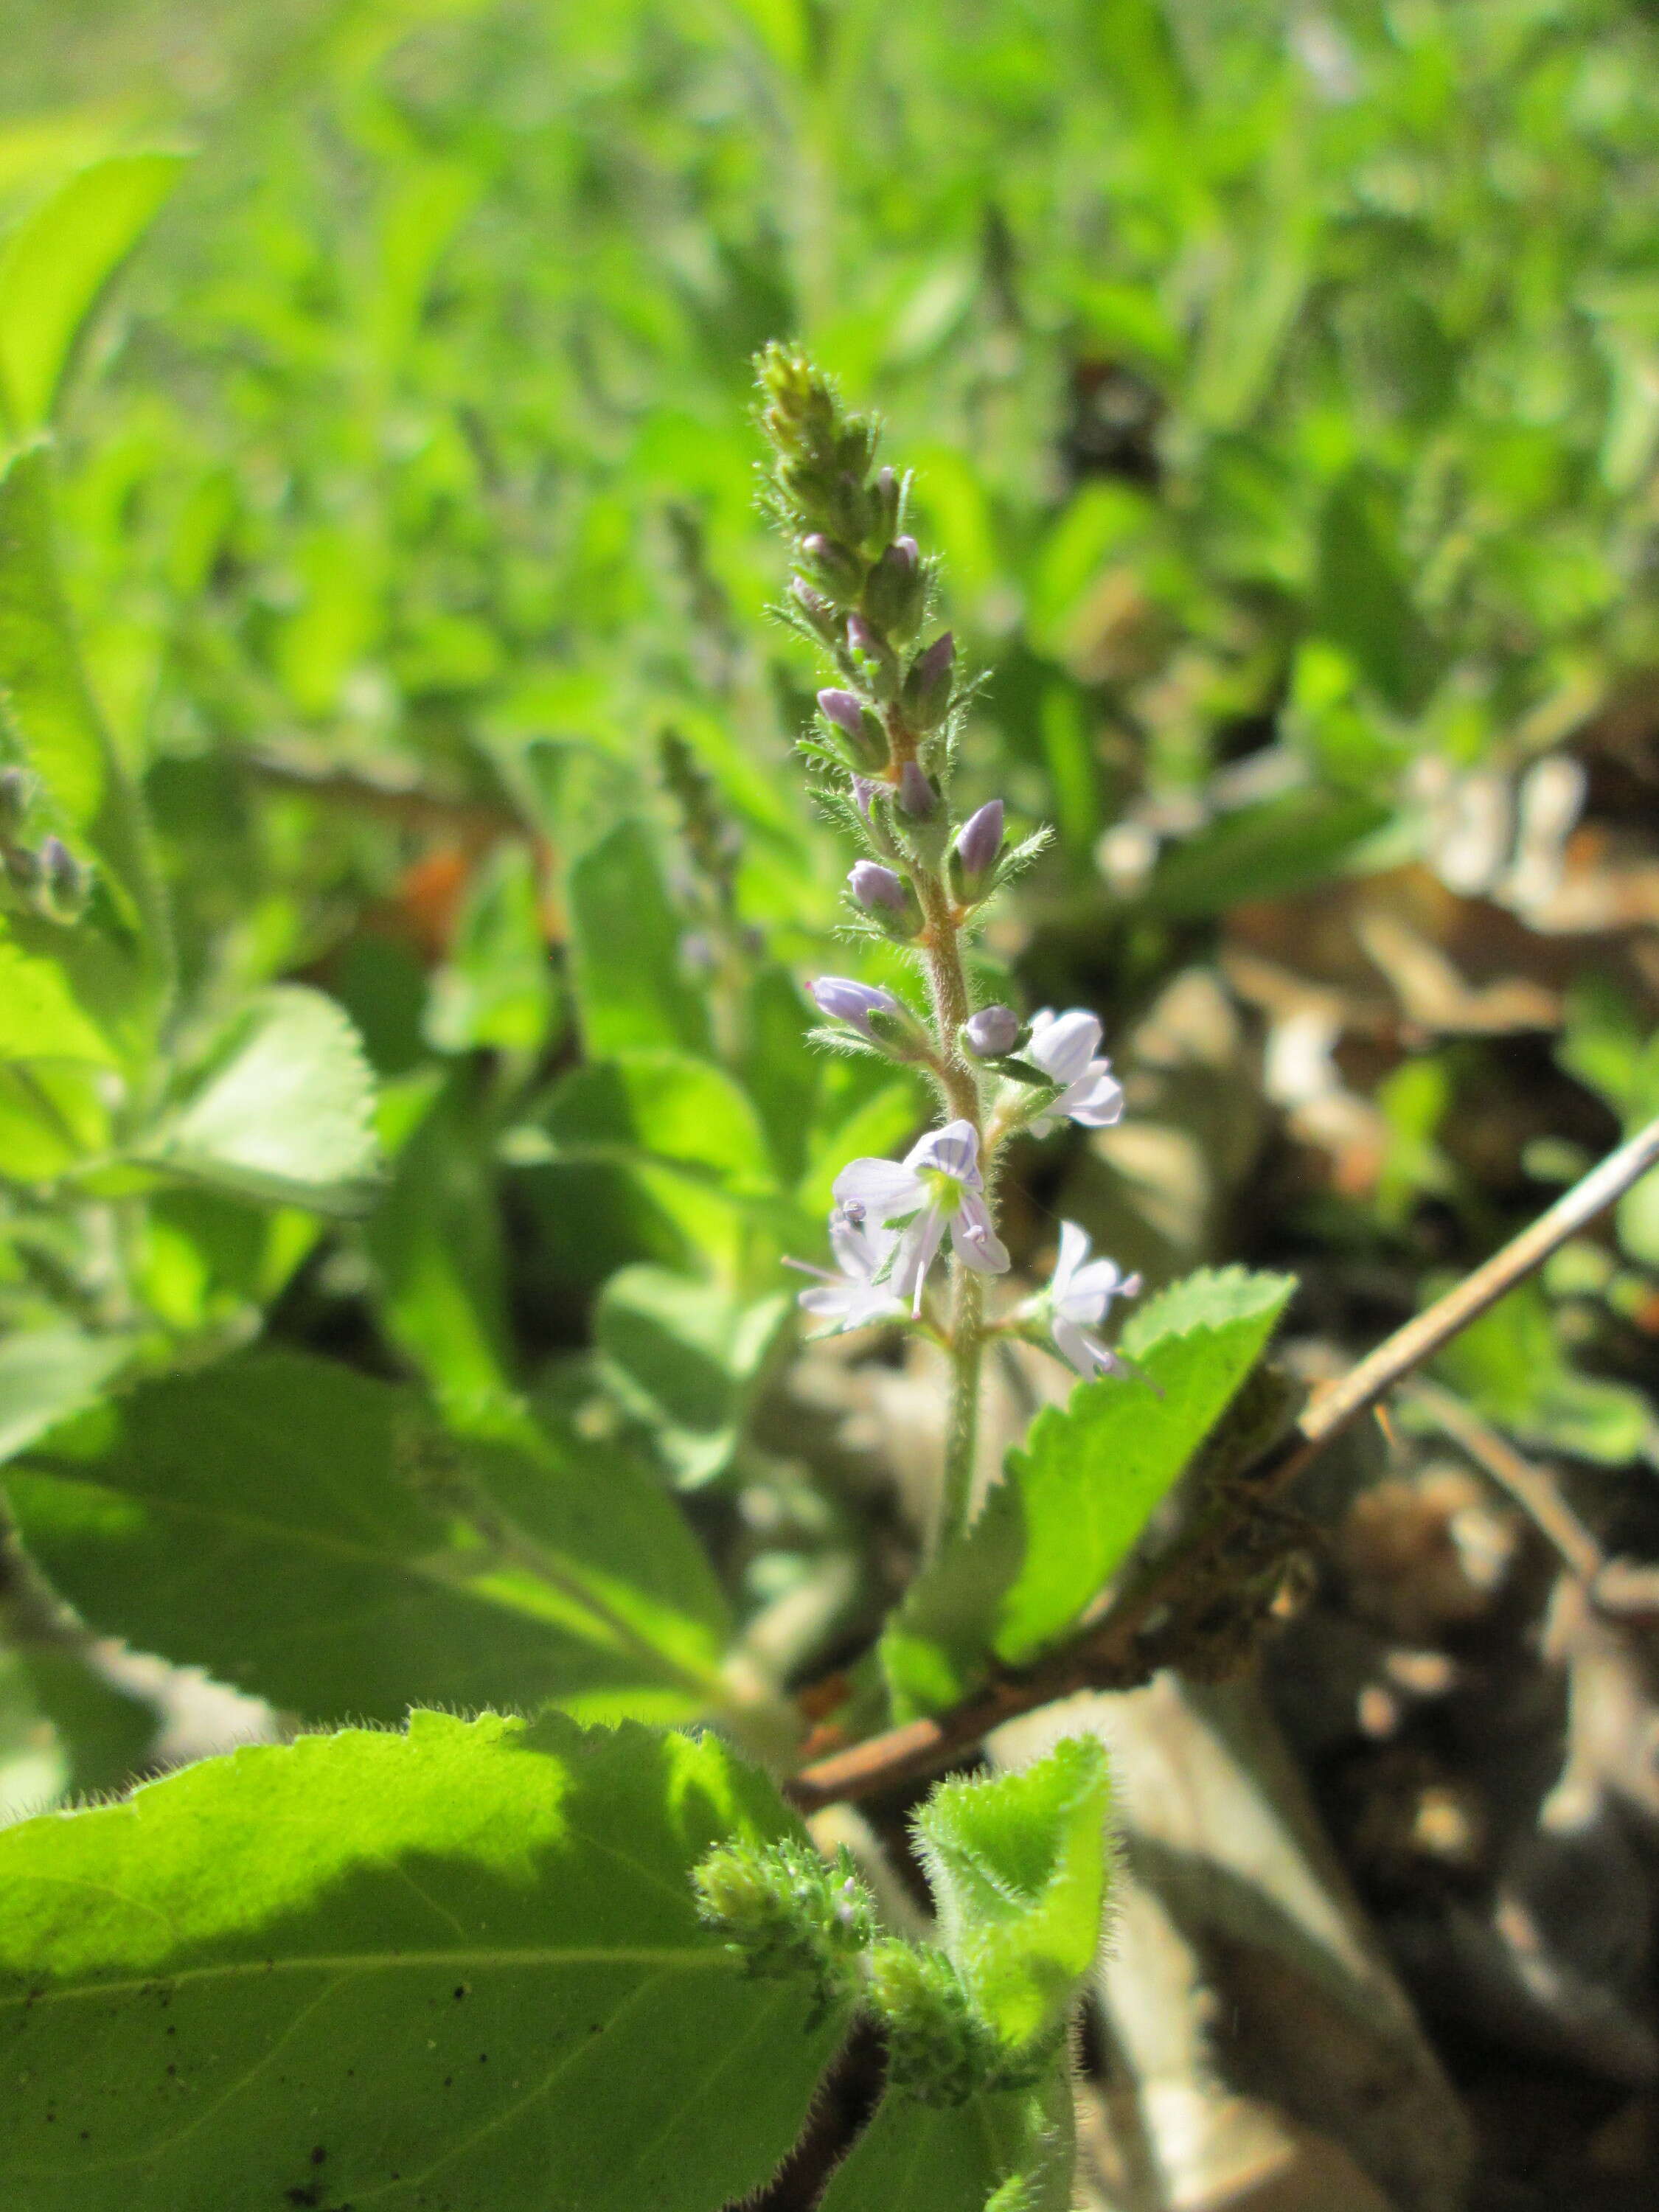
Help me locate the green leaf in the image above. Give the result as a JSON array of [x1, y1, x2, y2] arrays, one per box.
[[914, 1736, 1112, 2056], [0, 1326, 131, 1467], [597, 1265, 789, 1487], [140, 985, 382, 1216], [366, 1072, 517, 1407], [7, 1352, 731, 1725], [540, 1051, 776, 1200], [1433, 1280, 1652, 1465], [883, 1269, 1295, 1717], [819, 2074, 1075, 2212], [0, 153, 186, 432], [0, 1708, 849, 2211], [566, 819, 709, 1057]]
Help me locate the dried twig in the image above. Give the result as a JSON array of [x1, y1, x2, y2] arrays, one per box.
[[786, 1112, 1659, 1811]]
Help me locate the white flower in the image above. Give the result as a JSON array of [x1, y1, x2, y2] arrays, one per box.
[[1045, 1220, 1140, 1378], [786, 1211, 905, 1332], [832, 1119, 1009, 1315], [1023, 1007, 1125, 1137]]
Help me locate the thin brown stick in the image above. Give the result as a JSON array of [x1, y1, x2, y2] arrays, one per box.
[[786, 1110, 1659, 1812]]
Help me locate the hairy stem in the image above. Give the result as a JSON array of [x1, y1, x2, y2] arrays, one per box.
[[938, 1267, 985, 1551], [913, 864, 986, 1555]]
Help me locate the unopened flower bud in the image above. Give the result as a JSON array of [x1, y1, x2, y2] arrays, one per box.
[[849, 860, 907, 912], [816, 687, 888, 773], [848, 860, 923, 940], [864, 537, 926, 639], [964, 1004, 1022, 1058], [38, 835, 89, 924], [811, 975, 925, 1057], [791, 577, 841, 645], [868, 464, 902, 543], [897, 761, 936, 818], [811, 976, 901, 1039], [852, 776, 878, 822], [902, 631, 954, 731], [949, 799, 1004, 902], [799, 532, 863, 606]]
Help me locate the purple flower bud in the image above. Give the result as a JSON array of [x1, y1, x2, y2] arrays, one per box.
[[818, 689, 865, 739], [964, 1004, 1021, 1059], [892, 535, 919, 571], [852, 776, 879, 822], [902, 631, 954, 731], [898, 761, 935, 818], [846, 612, 881, 659], [955, 799, 1004, 880], [849, 860, 908, 912], [811, 977, 902, 1039]]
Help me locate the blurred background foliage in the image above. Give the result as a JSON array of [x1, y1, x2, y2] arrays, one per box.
[[5, 6, 1659, 2199]]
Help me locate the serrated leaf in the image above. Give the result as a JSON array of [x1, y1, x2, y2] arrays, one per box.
[[0, 1709, 849, 2211], [883, 1268, 1295, 1717], [566, 819, 709, 1057], [0, 152, 186, 432], [916, 1736, 1112, 2056], [7, 1352, 731, 1725], [141, 985, 382, 1216]]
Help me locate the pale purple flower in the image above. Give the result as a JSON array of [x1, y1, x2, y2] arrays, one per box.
[[811, 976, 902, 1039], [1045, 1221, 1141, 1378], [832, 1120, 1009, 1315], [786, 1211, 905, 1333], [849, 860, 908, 912], [846, 612, 881, 658], [892, 534, 919, 571], [1023, 1006, 1125, 1137]]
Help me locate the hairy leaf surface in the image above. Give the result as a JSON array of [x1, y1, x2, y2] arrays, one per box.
[[0, 1710, 846, 2211], [7, 1352, 730, 1725]]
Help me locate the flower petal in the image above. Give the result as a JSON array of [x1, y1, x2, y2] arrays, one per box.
[[832, 1157, 925, 1222], [1055, 1061, 1124, 1129], [890, 1207, 948, 1315], [1051, 1221, 1091, 1302], [950, 1190, 1010, 1275], [1026, 1006, 1102, 1085], [908, 1119, 981, 1186]]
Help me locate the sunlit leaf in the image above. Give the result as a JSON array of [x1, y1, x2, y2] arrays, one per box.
[[0, 1710, 848, 2211]]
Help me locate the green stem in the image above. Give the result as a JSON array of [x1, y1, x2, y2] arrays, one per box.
[[938, 1267, 984, 1553]]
